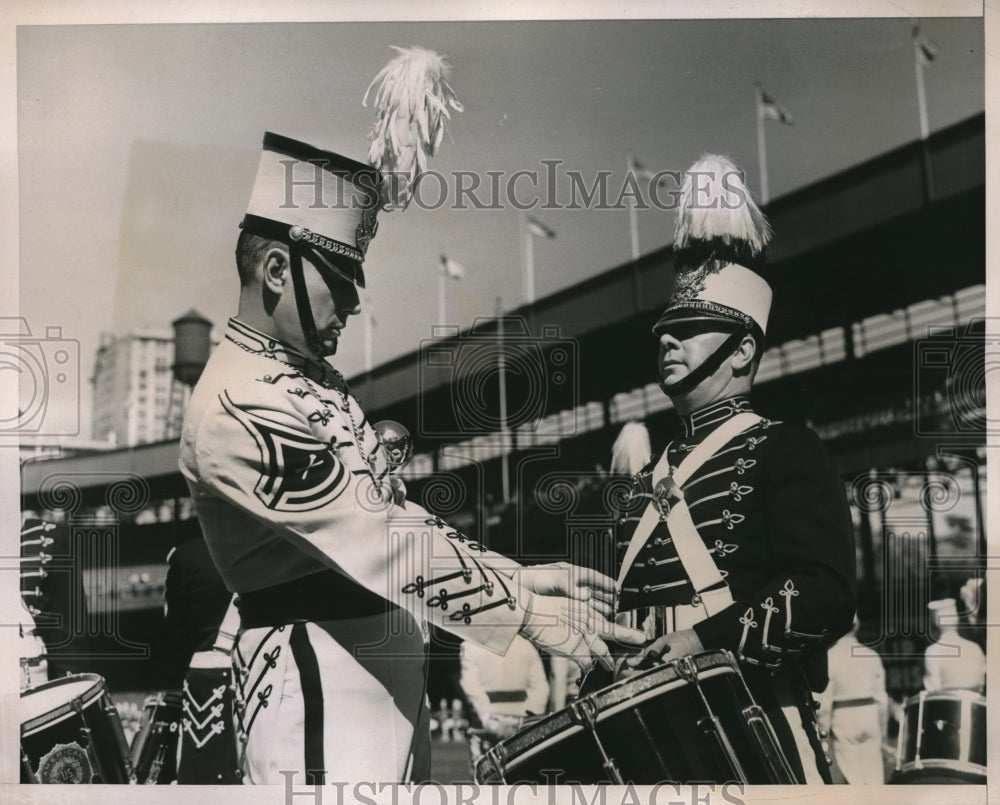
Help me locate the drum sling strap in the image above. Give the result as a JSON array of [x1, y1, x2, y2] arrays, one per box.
[[617, 413, 762, 618], [177, 596, 241, 784]]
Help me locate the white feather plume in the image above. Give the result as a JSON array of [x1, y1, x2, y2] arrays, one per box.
[[673, 154, 771, 258], [363, 46, 464, 210], [610, 422, 652, 477]]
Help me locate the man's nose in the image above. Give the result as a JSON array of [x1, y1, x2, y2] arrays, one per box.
[[659, 331, 680, 349], [342, 287, 361, 317]]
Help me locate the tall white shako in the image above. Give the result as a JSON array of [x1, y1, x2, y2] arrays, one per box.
[[238, 46, 463, 358], [652, 154, 773, 392]]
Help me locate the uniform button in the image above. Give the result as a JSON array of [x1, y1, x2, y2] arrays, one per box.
[[691, 594, 702, 606], [642, 585, 652, 595]]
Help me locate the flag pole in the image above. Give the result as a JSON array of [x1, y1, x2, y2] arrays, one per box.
[[627, 151, 640, 260], [754, 84, 769, 205], [496, 296, 510, 504], [913, 21, 935, 201], [437, 264, 446, 326], [524, 215, 536, 305], [362, 295, 374, 373]]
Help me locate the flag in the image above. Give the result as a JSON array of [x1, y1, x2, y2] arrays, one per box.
[[440, 254, 465, 279], [913, 25, 937, 67], [758, 90, 794, 125], [525, 216, 556, 239]]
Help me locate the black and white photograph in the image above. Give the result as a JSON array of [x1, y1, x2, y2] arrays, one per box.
[[1, 2, 991, 802]]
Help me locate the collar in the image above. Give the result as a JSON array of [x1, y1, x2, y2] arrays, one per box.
[[225, 318, 347, 391], [680, 396, 754, 440]]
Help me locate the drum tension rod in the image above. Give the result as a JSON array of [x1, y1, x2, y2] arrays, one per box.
[[740, 704, 797, 783], [676, 656, 749, 783], [102, 699, 137, 783], [72, 698, 103, 783], [146, 744, 168, 785], [913, 690, 926, 770], [568, 697, 624, 784], [21, 749, 39, 784], [486, 741, 508, 784]]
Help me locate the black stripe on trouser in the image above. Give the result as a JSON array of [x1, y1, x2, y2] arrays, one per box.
[[289, 623, 325, 785], [405, 652, 432, 783]]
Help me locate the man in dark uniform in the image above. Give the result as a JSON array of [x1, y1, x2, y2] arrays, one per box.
[[616, 155, 857, 784]]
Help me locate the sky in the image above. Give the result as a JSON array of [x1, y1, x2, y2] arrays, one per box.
[[7, 6, 988, 445]]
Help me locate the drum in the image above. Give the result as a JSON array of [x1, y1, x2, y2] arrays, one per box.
[[130, 691, 183, 784], [891, 689, 986, 784], [475, 650, 797, 785], [20, 674, 134, 784]]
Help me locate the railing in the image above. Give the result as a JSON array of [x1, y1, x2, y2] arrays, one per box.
[[409, 284, 984, 474]]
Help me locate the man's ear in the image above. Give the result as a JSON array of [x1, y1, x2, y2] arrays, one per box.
[[732, 333, 757, 373], [261, 246, 289, 295]]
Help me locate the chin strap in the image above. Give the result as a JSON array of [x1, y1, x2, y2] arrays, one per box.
[[663, 328, 746, 395], [287, 242, 328, 357]]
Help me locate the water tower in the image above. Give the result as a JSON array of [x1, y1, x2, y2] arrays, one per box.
[[163, 310, 212, 439]]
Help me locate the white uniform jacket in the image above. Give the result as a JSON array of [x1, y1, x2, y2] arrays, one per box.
[[179, 318, 529, 655]]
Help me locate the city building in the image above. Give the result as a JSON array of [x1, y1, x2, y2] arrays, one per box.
[[90, 313, 214, 447]]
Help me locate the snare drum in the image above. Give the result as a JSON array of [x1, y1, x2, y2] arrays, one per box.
[[130, 691, 182, 784], [892, 689, 986, 784], [20, 674, 134, 784], [475, 650, 797, 785]]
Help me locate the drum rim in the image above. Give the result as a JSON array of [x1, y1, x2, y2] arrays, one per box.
[[898, 758, 988, 776], [903, 688, 986, 708], [476, 649, 739, 781], [20, 673, 107, 735]]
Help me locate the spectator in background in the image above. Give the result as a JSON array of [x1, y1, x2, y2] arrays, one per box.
[[461, 634, 550, 729], [923, 598, 986, 693], [460, 635, 549, 764], [817, 617, 888, 784], [959, 576, 986, 652]]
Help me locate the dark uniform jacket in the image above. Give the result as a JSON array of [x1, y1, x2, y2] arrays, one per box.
[[616, 396, 857, 700]]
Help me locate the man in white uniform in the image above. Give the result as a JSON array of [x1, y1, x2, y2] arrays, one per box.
[[817, 618, 888, 784], [923, 598, 986, 693], [179, 131, 640, 784]]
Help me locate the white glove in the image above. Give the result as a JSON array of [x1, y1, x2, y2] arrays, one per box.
[[519, 592, 644, 674], [520, 562, 618, 619]]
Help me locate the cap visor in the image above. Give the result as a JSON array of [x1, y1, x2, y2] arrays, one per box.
[[652, 308, 740, 335], [308, 246, 366, 289]]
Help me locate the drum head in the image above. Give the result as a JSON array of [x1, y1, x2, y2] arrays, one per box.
[[20, 675, 105, 732]]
